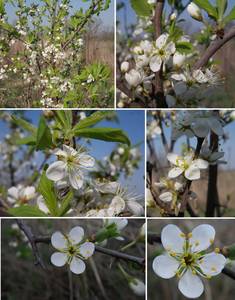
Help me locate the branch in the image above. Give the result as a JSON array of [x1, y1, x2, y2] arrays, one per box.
[[194, 26, 235, 69], [154, 0, 167, 108], [16, 219, 46, 269]]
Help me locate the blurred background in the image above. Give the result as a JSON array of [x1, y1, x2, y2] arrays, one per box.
[[1, 218, 145, 300], [148, 219, 235, 300]]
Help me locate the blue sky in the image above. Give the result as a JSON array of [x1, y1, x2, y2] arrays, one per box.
[[5, 0, 114, 28], [117, 0, 235, 34], [150, 111, 235, 170], [0, 110, 145, 195]]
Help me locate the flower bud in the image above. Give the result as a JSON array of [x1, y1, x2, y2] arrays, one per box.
[[170, 11, 177, 21], [125, 69, 142, 87], [173, 52, 186, 68], [187, 2, 203, 22], [129, 278, 145, 296], [121, 61, 129, 73]]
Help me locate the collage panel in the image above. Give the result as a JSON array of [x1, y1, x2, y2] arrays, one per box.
[[0, 0, 114, 108], [1, 218, 145, 299], [147, 219, 235, 300], [116, 0, 235, 108], [147, 110, 235, 217], [0, 110, 145, 217]]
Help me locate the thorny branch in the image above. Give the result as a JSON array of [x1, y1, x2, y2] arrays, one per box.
[[147, 233, 235, 280], [16, 220, 145, 270]]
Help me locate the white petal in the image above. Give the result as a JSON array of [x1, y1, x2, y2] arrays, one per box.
[[192, 159, 208, 169], [199, 252, 226, 276], [168, 167, 184, 178], [165, 41, 176, 55], [178, 269, 204, 299], [78, 154, 95, 168], [70, 257, 86, 274], [51, 252, 68, 267], [37, 196, 49, 214], [208, 118, 224, 136], [62, 144, 77, 156], [68, 169, 83, 189], [109, 196, 126, 215], [150, 55, 162, 72], [51, 231, 67, 250], [79, 242, 95, 258], [159, 192, 173, 202], [53, 148, 67, 157], [167, 153, 179, 164], [161, 224, 185, 253], [126, 200, 144, 216], [193, 69, 207, 83], [22, 186, 36, 199], [8, 187, 19, 200], [171, 73, 186, 81], [7, 187, 18, 203], [68, 226, 84, 245], [46, 161, 66, 181], [185, 166, 200, 180], [155, 33, 168, 49], [106, 218, 128, 231], [152, 254, 179, 279], [190, 224, 215, 252]]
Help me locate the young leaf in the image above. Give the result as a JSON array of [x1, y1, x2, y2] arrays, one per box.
[[37, 171, 58, 216], [36, 116, 53, 150], [15, 135, 36, 146], [55, 110, 73, 130], [225, 244, 235, 260], [73, 127, 131, 145], [176, 41, 193, 54], [11, 115, 36, 134], [224, 6, 235, 24], [8, 206, 47, 217], [130, 0, 152, 17], [74, 111, 112, 130], [193, 0, 218, 19], [58, 190, 73, 216]]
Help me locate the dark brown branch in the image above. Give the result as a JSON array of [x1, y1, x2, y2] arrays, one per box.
[[222, 267, 235, 280], [16, 220, 46, 269], [194, 26, 235, 69]]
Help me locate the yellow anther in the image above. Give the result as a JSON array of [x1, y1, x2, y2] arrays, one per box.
[[195, 241, 200, 246], [170, 251, 176, 257], [210, 238, 214, 244], [188, 232, 192, 238], [181, 263, 186, 267], [180, 233, 185, 238], [206, 275, 212, 279], [211, 267, 217, 272], [214, 247, 220, 253]]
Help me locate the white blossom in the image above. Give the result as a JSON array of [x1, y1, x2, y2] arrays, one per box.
[[153, 224, 226, 298]]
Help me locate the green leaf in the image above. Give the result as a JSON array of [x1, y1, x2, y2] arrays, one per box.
[[74, 111, 112, 130], [36, 116, 53, 150], [15, 135, 36, 146], [55, 110, 72, 130], [0, 0, 5, 15], [130, 0, 152, 17], [8, 206, 47, 217], [224, 6, 235, 24], [176, 41, 193, 54], [193, 0, 218, 19], [225, 244, 235, 260], [37, 171, 58, 216], [11, 115, 36, 134], [58, 190, 73, 216], [73, 127, 131, 146], [216, 0, 227, 21]]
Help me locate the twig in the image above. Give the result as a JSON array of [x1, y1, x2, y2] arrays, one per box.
[[194, 26, 235, 69], [16, 219, 46, 269], [222, 267, 235, 280]]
